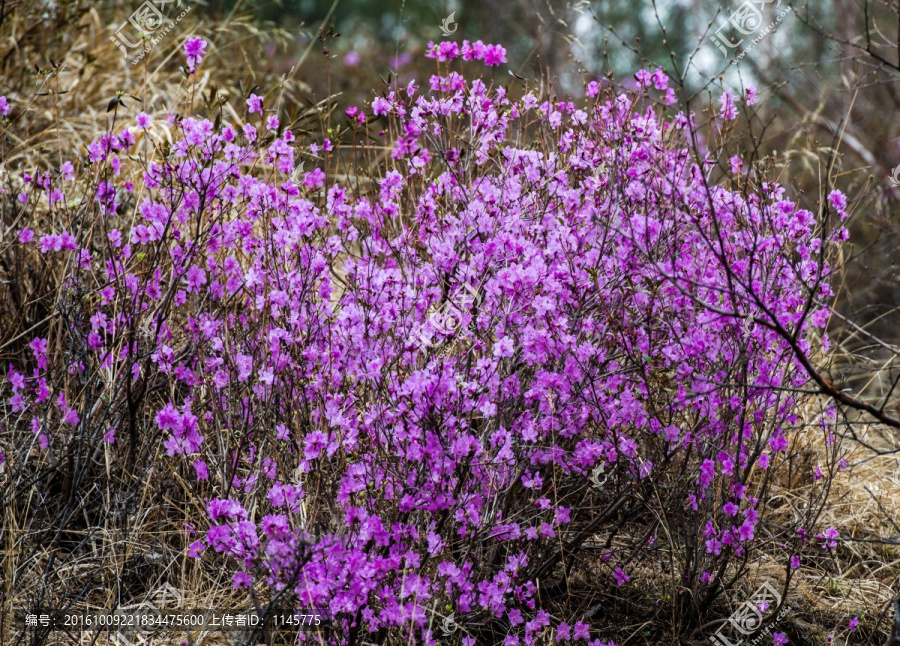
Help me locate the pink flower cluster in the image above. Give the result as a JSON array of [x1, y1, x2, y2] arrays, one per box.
[[1, 46, 845, 645], [426, 40, 507, 66], [183, 37, 207, 74]]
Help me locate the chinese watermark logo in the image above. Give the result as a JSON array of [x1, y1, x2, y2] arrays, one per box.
[[440, 12, 458, 37], [709, 582, 788, 646], [889, 165, 900, 187], [109, 582, 183, 646], [708, 0, 793, 64], [412, 282, 481, 350], [110, 0, 194, 66], [589, 462, 609, 490], [290, 161, 306, 184], [440, 612, 459, 636]]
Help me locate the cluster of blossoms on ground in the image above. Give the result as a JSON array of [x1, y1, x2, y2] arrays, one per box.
[[1, 38, 850, 645]]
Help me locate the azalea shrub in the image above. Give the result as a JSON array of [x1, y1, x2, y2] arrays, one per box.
[[0, 38, 851, 645]]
